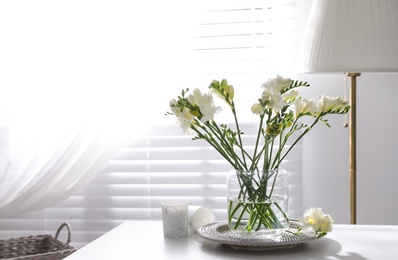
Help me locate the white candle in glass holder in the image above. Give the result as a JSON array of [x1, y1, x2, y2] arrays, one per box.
[[161, 201, 188, 238]]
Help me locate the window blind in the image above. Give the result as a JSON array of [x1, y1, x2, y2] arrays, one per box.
[[189, 0, 297, 87], [0, 0, 300, 249]]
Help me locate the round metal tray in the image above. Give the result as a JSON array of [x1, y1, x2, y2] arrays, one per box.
[[198, 221, 320, 250]]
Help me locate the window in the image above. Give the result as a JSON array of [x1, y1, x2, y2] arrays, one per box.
[[0, 0, 300, 248]]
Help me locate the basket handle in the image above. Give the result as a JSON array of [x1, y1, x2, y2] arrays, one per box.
[[55, 222, 72, 245]]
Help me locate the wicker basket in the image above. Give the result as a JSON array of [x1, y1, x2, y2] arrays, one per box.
[[0, 222, 76, 260]]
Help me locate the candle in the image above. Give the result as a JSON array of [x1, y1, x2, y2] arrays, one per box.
[[188, 205, 216, 232], [161, 201, 188, 238]]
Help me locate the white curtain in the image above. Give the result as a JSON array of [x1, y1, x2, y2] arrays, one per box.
[[0, 0, 162, 217], [0, 97, 134, 217]]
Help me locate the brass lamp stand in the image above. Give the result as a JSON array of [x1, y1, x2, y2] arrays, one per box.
[[346, 72, 360, 224]]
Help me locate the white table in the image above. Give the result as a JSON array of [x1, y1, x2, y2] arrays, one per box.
[[65, 221, 398, 260]]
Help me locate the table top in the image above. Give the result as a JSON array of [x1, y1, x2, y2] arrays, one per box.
[[65, 220, 398, 260]]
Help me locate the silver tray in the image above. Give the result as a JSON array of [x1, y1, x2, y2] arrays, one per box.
[[197, 221, 319, 250]]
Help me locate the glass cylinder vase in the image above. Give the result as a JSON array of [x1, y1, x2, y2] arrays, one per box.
[[227, 169, 289, 237]]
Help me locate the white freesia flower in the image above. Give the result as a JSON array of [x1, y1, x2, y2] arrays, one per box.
[[211, 80, 235, 105], [323, 96, 348, 112], [261, 90, 286, 113], [293, 98, 317, 118], [312, 96, 349, 117], [224, 84, 235, 100], [260, 75, 294, 113], [169, 99, 180, 115], [300, 207, 333, 237], [262, 74, 292, 93], [177, 107, 194, 134], [251, 103, 263, 115], [311, 97, 324, 117], [283, 89, 299, 102], [169, 99, 195, 134], [188, 88, 221, 122]]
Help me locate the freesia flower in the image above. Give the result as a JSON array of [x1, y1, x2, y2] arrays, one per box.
[[261, 90, 286, 113], [251, 103, 263, 115], [321, 96, 349, 113], [169, 99, 180, 115], [299, 207, 333, 237], [209, 79, 235, 106], [171, 103, 194, 134], [261, 74, 292, 93], [283, 89, 299, 102], [312, 96, 350, 117], [260, 75, 296, 113], [188, 88, 221, 122], [293, 97, 317, 118]]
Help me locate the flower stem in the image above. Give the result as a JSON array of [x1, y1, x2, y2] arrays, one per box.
[[231, 102, 247, 169], [279, 116, 322, 163]]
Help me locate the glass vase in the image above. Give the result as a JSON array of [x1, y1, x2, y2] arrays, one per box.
[[227, 169, 289, 237]]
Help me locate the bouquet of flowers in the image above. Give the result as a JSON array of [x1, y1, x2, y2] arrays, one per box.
[[167, 75, 349, 235]]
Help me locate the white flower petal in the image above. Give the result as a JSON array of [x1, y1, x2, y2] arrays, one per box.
[[251, 103, 263, 115]]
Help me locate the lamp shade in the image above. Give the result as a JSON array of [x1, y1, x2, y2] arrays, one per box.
[[299, 0, 398, 73]]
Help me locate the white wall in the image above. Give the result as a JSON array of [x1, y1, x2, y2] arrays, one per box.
[[296, 0, 398, 224]]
